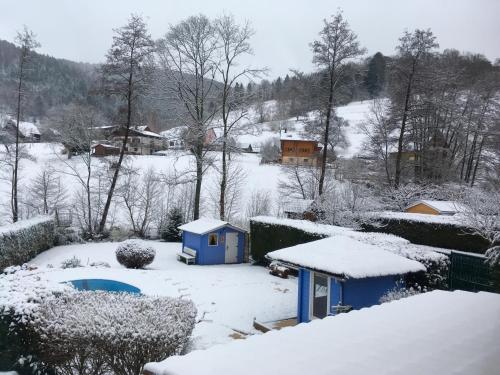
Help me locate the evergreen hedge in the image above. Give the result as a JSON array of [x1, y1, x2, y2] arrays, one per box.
[[362, 217, 490, 254], [250, 220, 327, 264], [0, 217, 55, 270]]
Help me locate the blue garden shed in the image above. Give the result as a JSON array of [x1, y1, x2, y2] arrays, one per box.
[[267, 236, 426, 323], [178, 218, 248, 265]]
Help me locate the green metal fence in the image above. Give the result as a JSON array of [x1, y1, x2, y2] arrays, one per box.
[[448, 251, 495, 292]]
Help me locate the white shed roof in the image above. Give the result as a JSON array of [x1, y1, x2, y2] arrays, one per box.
[[407, 200, 466, 214], [267, 236, 425, 278], [178, 218, 244, 235], [144, 290, 500, 375]]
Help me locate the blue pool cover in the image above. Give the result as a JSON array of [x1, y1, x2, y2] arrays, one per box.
[[68, 279, 141, 294]]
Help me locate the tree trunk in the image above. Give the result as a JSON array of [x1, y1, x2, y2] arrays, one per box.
[[219, 132, 227, 220], [193, 143, 203, 220], [318, 71, 335, 196], [98, 69, 133, 234], [470, 136, 484, 187], [12, 55, 25, 223], [394, 68, 415, 188]]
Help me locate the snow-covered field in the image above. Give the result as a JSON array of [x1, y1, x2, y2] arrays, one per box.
[[27, 240, 297, 350], [0, 100, 375, 226]]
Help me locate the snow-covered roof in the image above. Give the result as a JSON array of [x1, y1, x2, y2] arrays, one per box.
[[280, 132, 316, 142], [375, 211, 467, 227], [144, 290, 500, 375], [267, 236, 425, 278], [178, 218, 245, 235], [282, 199, 314, 214], [160, 126, 187, 140], [406, 200, 467, 214], [18, 120, 40, 137]]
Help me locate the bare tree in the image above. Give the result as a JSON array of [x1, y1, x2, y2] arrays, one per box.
[[157, 15, 219, 220], [359, 99, 396, 184], [12, 27, 40, 222], [209, 160, 246, 222], [214, 14, 263, 220], [310, 11, 365, 196], [51, 104, 105, 237], [246, 189, 272, 218], [98, 14, 155, 234], [25, 165, 67, 216], [118, 166, 162, 238], [390, 29, 438, 187], [460, 189, 500, 266]]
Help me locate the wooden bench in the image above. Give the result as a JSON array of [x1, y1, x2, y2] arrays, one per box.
[[177, 247, 197, 265]]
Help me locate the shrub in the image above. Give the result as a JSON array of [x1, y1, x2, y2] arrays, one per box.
[[161, 207, 183, 242], [379, 281, 425, 303], [35, 291, 197, 375], [0, 216, 55, 270], [89, 261, 111, 268], [116, 240, 156, 269], [60, 256, 83, 269]]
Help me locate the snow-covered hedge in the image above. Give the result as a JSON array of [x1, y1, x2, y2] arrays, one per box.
[[116, 240, 156, 269], [35, 291, 196, 375], [0, 217, 55, 270], [0, 269, 196, 375], [364, 212, 490, 253], [0, 266, 71, 373], [251, 216, 449, 289]]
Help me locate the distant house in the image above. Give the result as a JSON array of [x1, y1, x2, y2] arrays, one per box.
[[267, 236, 425, 323], [110, 125, 164, 155], [2, 117, 41, 142], [178, 218, 248, 265], [405, 200, 466, 216], [160, 126, 186, 150], [280, 132, 322, 166], [92, 143, 120, 157], [282, 198, 316, 221]]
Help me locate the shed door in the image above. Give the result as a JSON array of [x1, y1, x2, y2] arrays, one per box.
[[311, 273, 329, 319], [225, 232, 239, 263]]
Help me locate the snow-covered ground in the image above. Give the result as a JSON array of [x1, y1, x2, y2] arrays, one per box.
[[27, 240, 297, 350]]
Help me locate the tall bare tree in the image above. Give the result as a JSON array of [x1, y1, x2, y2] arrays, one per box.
[[51, 104, 105, 237], [12, 27, 40, 222], [157, 15, 219, 220], [391, 29, 438, 188], [214, 14, 262, 220], [98, 14, 155, 234], [310, 11, 365, 196]]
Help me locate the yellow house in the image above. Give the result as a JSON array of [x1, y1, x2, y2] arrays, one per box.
[[405, 200, 465, 216]]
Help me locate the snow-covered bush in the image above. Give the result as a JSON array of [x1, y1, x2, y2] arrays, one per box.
[[116, 240, 156, 269], [35, 291, 197, 375], [89, 261, 111, 268], [60, 256, 83, 269], [379, 282, 426, 303], [0, 216, 55, 270], [0, 267, 72, 373]]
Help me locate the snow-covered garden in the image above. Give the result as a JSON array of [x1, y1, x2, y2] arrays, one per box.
[[2, 240, 296, 349]]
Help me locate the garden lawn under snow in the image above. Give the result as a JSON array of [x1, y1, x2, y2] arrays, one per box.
[[27, 240, 297, 350]]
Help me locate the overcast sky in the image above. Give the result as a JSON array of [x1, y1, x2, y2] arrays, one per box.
[[1, 0, 499, 80]]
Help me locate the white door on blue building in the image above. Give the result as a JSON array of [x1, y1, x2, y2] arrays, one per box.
[[225, 232, 239, 263]]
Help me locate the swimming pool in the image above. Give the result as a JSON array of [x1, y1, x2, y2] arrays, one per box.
[[67, 279, 141, 294]]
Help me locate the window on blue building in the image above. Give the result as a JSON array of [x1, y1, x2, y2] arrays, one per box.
[[208, 233, 218, 246]]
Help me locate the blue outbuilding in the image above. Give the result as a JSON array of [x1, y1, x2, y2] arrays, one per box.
[[178, 218, 248, 265], [267, 235, 426, 323]]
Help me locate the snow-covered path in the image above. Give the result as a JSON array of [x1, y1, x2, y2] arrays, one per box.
[[29, 241, 297, 350]]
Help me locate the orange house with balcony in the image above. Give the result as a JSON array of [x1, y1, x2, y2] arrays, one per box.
[[280, 133, 322, 167]]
